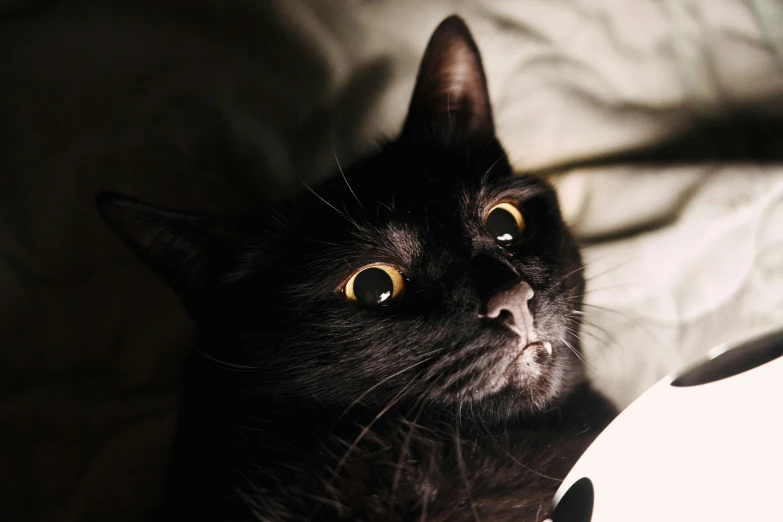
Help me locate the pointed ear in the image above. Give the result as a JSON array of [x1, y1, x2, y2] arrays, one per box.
[[96, 191, 246, 316], [402, 15, 494, 144]]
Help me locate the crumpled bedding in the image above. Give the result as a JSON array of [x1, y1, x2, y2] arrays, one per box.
[[2, 1, 782, 521]]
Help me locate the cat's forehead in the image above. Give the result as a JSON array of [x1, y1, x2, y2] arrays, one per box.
[[315, 160, 479, 236], [317, 142, 546, 215], [286, 147, 556, 273]]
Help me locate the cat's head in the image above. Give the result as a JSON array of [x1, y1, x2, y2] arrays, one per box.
[[98, 16, 586, 420]]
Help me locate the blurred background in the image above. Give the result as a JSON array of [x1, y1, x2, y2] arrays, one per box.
[[1, 1, 783, 521]]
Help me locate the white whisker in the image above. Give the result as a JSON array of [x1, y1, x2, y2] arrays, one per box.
[[296, 176, 361, 230], [333, 147, 364, 211]]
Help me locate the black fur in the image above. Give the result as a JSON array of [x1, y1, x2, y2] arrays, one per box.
[[98, 16, 616, 521]]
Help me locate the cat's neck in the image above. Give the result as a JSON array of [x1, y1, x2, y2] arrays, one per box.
[[158, 346, 614, 521]]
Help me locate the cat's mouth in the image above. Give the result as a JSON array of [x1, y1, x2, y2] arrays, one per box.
[[503, 338, 553, 377], [497, 320, 553, 358], [475, 330, 555, 398], [518, 339, 553, 356], [505, 324, 553, 357]]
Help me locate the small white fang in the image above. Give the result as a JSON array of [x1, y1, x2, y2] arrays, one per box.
[[544, 341, 553, 356]]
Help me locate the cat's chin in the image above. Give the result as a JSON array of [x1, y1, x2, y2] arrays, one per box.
[[433, 337, 560, 420]]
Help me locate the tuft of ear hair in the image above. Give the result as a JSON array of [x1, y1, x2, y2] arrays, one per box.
[[402, 15, 495, 144], [96, 191, 245, 317]]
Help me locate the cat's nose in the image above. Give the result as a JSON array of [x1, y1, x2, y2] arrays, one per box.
[[484, 280, 535, 336]]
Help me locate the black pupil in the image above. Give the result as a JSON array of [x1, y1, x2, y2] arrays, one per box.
[[354, 267, 395, 306], [485, 207, 519, 246]]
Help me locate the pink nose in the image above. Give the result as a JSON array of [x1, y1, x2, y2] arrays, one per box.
[[485, 280, 535, 337]]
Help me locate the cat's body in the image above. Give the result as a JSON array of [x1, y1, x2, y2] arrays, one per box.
[[165, 367, 613, 521], [99, 16, 616, 521]]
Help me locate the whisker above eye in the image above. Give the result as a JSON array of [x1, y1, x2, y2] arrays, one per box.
[[482, 150, 510, 181], [333, 146, 365, 212], [194, 347, 257, 371], [293, 173, 362, 231], [302, 238, 342, 247]]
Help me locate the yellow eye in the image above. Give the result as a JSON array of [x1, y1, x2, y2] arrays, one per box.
[[344, 264, 406, 306], [484, 201, 525, 247]]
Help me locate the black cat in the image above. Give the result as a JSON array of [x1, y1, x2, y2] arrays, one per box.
[[98, 16, 616, 522]]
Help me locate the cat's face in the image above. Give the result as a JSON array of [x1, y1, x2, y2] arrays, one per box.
[[98, 16, 586, 420], [251, 144, 585, 418]]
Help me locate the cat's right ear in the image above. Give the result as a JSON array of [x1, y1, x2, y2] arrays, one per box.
[[96, 192, 247, 316]]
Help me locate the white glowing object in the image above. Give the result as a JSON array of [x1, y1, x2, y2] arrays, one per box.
[[549, 328, 783, 522]]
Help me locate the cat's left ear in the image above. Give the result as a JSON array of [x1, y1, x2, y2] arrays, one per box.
[[97, 192, 248, 317], [402, 15, 494, 144]]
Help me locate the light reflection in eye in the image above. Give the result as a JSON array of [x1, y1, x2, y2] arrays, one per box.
[[483, 201, 525, 248], [344, 265, 405, 306]]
